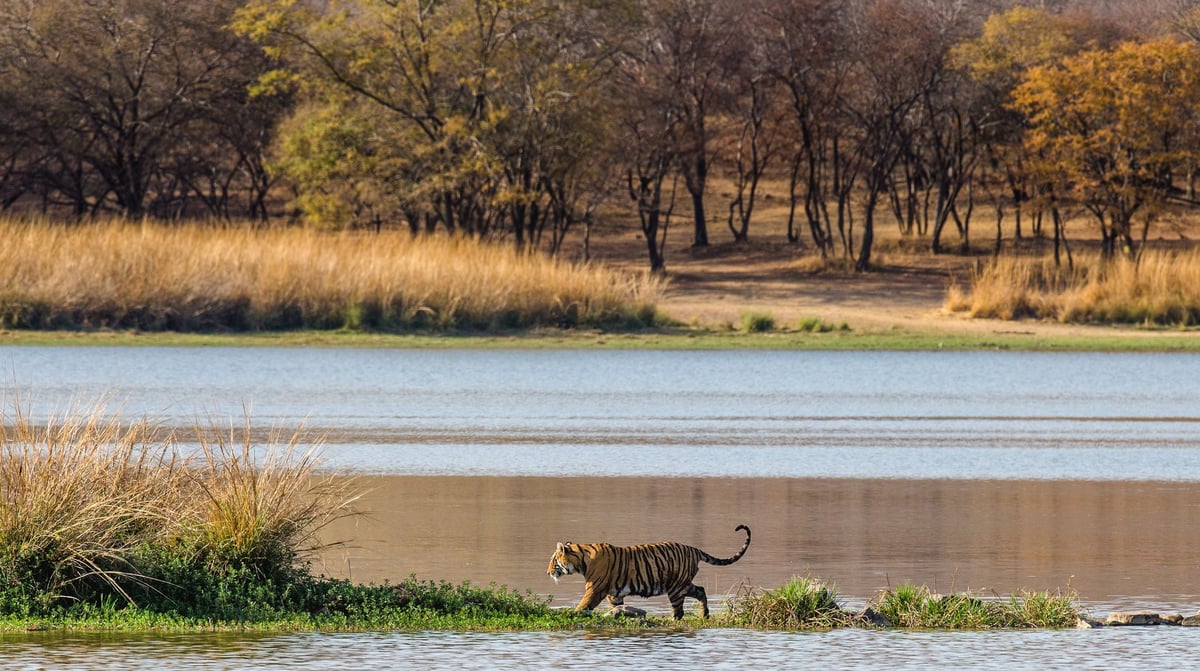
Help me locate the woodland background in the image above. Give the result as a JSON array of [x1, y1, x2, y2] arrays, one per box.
[[4, 0, 1200, 275]]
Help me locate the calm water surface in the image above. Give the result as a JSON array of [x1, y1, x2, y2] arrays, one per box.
[[2, 346, 1199, 668], [5, 347, 1200, 479]]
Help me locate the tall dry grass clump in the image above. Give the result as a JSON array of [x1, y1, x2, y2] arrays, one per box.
[[0, 399, 359, 613], [185, 419, 361, 572], [0, 405, 179, 609], [946, 250, 1200, 326], [0, 218, 663, 332]]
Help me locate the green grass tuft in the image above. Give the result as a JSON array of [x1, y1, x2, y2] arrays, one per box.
[[727, 576, 856, 629], [739, 311, 776, 333], [869, 583, 1080, 629], [794, 316, 848, 333]]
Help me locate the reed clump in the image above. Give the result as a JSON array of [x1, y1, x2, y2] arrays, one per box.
[[946, 250, 1200, 326], [0, 401, 361, 620], [0, 218, 663, 333], [739, 311, 777, 333]]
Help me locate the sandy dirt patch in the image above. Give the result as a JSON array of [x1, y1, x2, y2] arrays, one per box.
[[590, 234, 1180, 341]]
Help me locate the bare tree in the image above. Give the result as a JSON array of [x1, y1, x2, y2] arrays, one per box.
[[0, 0, 278, 219], [640, 0, 746, 248]]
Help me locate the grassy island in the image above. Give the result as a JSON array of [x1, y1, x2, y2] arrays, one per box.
[[0, 406, 1082, 633]]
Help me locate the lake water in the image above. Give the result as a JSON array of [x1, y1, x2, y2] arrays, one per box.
[[2, 346, 1200, 669]]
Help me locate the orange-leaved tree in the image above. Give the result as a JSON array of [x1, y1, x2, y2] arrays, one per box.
[[1011, 38, 1200, 257]]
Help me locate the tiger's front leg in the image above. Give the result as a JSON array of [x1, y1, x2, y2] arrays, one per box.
[[575, 583, 607, 612]]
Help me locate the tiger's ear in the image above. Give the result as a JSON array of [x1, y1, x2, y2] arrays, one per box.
[[557, 542, 571, 551]]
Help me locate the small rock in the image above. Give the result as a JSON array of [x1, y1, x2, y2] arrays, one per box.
[[1162, 613, 1184, 625], [1106, 611, 1161, 626], [1075, 616, 1105, 629], [606, 605, 647, 618], [1181, 613, 1200, 627]]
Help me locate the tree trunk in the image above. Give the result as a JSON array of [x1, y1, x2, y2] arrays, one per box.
[[684, 155, 709, 247], [856, 187, 879, 272]]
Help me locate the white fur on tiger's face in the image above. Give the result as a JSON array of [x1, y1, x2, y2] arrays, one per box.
[[547, 542, 581, 582]]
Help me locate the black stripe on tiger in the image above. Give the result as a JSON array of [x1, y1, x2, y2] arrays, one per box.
[[546, 524, 751, 619]]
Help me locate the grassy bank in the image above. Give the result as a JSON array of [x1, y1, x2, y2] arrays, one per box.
[[948, 250, 1200, 326], [0, 219, 663, 333], [4, 325, 1200, 352]]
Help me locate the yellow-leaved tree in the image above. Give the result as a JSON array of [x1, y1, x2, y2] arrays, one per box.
[[952, 7, 1089, 250], [1011, 38, 1200, 257], [232, 0, 624, 247]]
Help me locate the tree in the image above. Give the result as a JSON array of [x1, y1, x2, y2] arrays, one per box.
[[724, 69, 785, 243], [843, 0, 942, 271], [613, 10, 683, 273], [0, 0, 274, 218], [645, 0, 745, 248], [954, 6, 1086, 248], [1011, 38, 1200, 256], [888, 0, 980, 254], [759, 0, 851, 255], [236, 0, 626, 243]]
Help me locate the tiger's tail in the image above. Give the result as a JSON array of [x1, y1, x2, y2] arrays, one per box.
[[698, 524, 751, 566]]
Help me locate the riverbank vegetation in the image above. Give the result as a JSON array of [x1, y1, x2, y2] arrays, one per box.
[[0, 220, 662, 333], [947, 250, 1200, 326], [727, 577, 1079, 630], [0, 405, 1086, 632]]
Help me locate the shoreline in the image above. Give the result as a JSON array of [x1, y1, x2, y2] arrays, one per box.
[[1, 323, 1196, 352]]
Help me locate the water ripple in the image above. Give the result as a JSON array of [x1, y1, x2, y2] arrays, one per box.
[[5, 628, 1200, 670]]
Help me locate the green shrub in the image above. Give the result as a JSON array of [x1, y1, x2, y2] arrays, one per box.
[[870, 583, 1079, 629], [795, 316, 848, 333], [740, 311, 776, 333]]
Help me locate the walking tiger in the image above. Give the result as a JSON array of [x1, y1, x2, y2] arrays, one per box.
[[547, 524, 751, 619]]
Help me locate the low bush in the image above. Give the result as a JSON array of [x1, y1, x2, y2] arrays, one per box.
[[870, 583, 1079, 629], [794, 316, 850, 333], [740, 311, 776, 333], [728, 576, 856, 629]]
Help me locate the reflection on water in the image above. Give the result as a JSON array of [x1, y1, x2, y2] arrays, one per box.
[[6, 628, 1200, 670], [318, 476, 1200, 616]]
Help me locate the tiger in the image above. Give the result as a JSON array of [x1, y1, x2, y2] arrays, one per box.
[[546, 524, 751, 619]]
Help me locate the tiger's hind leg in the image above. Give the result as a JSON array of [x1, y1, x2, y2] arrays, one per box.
[[668, 594, 686, 620], [668, 584, 709, 619]]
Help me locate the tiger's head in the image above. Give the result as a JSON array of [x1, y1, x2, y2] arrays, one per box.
[[547, 542, 584, 583]]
